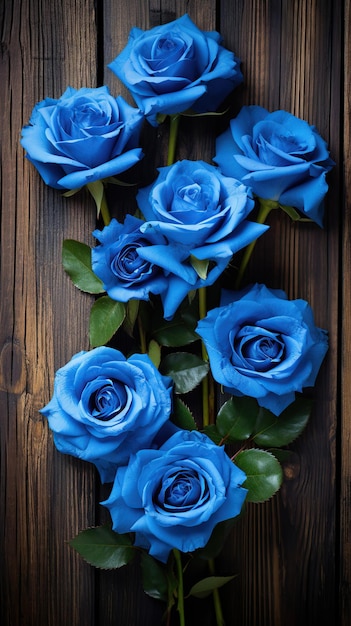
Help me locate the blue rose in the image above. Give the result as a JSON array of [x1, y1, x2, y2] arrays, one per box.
[[108, 14, 243, 126], [196, 283, 328, 415], [21, 86, 144, 190], [92, 215, 169, 302], [214, 105, 335, 225], [136, 159, 268, 317], [40, 347, 173, 483], [103, 429, 247, 563]]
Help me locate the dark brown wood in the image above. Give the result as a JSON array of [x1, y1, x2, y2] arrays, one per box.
[[342, 1, 351, 625], [0, 1, 98, 625], [0, 1, 347, 625], [219, 2, 342, 625]]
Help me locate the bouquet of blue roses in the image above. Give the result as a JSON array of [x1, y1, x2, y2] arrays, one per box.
[[21, 14, 334, 626]]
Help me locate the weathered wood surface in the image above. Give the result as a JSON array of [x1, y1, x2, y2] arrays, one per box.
[[0, 0, 348, 625]]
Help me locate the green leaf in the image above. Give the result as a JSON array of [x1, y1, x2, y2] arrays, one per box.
[[103, 176, 137, 187], [279, 204, 302, 221], [148, 339, 161, 369], [180, 107, 229, 118], [156, 113, 168, 124], [235, 449, 283, 502], [87, 180, 104, 217], [252, 397, 313, 447], [140, 552, 169, 602], [89, 296, 125, 347], [268, 448, 295, 464], [202, 424, 223, 445], [279, 204, 312, 222], [190, 255, 209, 280], [188, 575, 236, 599], [150, 304, 199, 348], [69, 525, 135, 569], [62, 187, 81, 197], [122, 299, 140, 337], [195, 518, 238, 560], [62, 239, 104, 294], [172, 398, 197, 431], [216, 397, 259, 442], [152, 320, 199, 348], [159, 352, 209, 394]]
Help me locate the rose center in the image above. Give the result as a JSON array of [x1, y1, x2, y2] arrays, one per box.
[[179, 183, 202, 204], [234, 325, 285, 372], [156, 469, 209, 512], [147, 34, 187, 71], [155, 36, 180, 56], [72, 104, 108, 128], [111, 241, 151, 281], [82, 377, 129, 421], [170, 181, 219, 223], [58, 98, 111, 138]]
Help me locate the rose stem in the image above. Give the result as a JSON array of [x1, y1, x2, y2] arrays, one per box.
[[137, 315, 147, 354], [199, 292, 223, 626], [173, 549, 186, 626], [167, 114, 180, 166], [208, 558, 226, 626], [199, 287, 211, 427], [234, 198, 276, 289]]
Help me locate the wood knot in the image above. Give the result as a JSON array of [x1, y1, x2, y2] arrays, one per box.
[[282, 452, 301, 481], [0, 339, 26, 394]]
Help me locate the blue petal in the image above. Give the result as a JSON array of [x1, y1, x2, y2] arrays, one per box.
[[57, 148, 143, 189]]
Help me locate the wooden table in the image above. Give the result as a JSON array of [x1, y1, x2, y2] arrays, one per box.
[[1, 0, 349, 624]]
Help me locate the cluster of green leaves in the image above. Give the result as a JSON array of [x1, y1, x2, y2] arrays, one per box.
[[62, 239, 201, 357], [205, 396, 312, 502], [62, 239, 125, 347], [70, 522, 239, 616], [171, 391, 312, 503]]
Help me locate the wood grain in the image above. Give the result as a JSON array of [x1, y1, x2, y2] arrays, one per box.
[[0, 0, 345, 625], [341, 1, 351, 625], [0, 1, 98, 625], [218, 1, 341, 624]]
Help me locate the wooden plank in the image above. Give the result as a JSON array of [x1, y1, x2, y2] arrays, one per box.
[[0, 1, 98, 625], [341, 1, 351, 623], [218, 1, 341, 625], [0, 0, 344, 625]]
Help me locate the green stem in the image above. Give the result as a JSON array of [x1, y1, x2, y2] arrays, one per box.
[[100, 190, 111, 226], [167, 114, 180, 166], [199, 288, 210, 427], [209, 559, 225, 626], [234, 199, 276, 289], [198, 286, 207, 322], [138, 315, 147, 354], [173, 549, 186, 626]]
